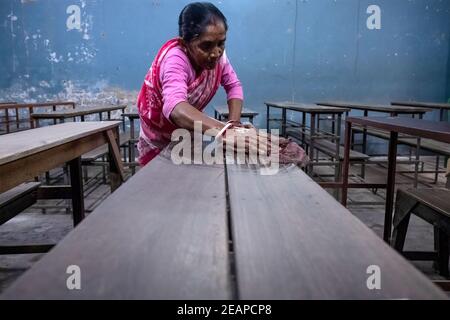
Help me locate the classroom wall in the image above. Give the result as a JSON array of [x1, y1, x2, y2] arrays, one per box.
[[446, 40, 450, 103], [1, 0, 449, 127]]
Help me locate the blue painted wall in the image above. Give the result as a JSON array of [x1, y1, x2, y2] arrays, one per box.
[[1, 0, 450, 126], [447, 39, 450, 103]]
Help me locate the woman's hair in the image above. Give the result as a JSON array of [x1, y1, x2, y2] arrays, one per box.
[[178, 2, 228, 42]]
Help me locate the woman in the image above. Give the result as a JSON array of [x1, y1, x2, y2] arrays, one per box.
[[136, 2, 243, 165]]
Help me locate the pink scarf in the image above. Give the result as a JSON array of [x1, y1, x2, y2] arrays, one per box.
[[136, 38, 222, 165]]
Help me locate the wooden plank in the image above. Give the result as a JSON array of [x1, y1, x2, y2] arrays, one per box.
[[318, 101, 430, 114], [1, 156, 231, 299], [347, 117, 450, 144], [392, 101, 450, 110], [121, 112, 139, 119], [82, 132, 130, 162], [36, 186, 72, 200], [286, 128, 369, 160], [353, 127, 450, 156], [0, 245, 54, 255], [0, 182, 41, 225], [0, 101, 75, 110], [405, 139, 450, 156], [398, 188, 450, 218], [0, 182, 41, 207], [106, 129, 125, 182], [0, 129, 111, 193], [214, 106, 259, 117], [266, 101, 350, 113], [0, 121, 121, 166], [31, 105, 126, 119], [226, 164, 447, 299]]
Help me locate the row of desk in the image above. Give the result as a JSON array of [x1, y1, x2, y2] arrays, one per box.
[[0, 102, 130, 132], [0, 101, 75, 134], [342, 117, 450, 242], [0, 100, 449, 299], [1, 151, 447, 299], [265, 100, 450, 244]]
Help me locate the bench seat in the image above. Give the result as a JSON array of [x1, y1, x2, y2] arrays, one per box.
[[82, 132, 130, 162], [353, 127, 450, 156], [286, 128, 369, 161], [0, 182, 41, 225]]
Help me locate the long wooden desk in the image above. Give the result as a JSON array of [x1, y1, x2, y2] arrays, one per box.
[[214, 106, 259, 124], [392, 101, 450, 121], [265, 101, 349, 180], [317, 101, 430, 116], [1, 151, 446, 299], [31, 105, 127, 129], [0, 122, 124, 221], [317, 101, 432, 179]]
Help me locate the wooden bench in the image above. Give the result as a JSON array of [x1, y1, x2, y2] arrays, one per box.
[[1, 152, 447, 299], [81, 132, 131, 182], [286, 127, 369, 161], [0, 101, 75, 134], [0, 182, 78, 254], [214, 106, 259, 124], [0, 182, 41, 226], [226, 164, 446, 299], [352, 126, 450, 184], [1, 156, 231, 299], [81, 132, 130, 163], [353, 127, 450, 155], [391, 188, 450, 278]]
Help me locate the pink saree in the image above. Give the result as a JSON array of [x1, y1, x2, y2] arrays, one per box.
[[136, 38, 223, 165]]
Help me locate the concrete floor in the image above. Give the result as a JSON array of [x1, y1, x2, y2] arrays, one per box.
[[0, 156, 448, 295]]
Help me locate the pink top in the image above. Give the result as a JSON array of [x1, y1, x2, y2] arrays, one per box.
[[159, 47, 244, 123], [136, 38, 244, 165]]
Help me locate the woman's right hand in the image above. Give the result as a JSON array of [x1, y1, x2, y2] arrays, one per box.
[[219, 126, 281, 159]]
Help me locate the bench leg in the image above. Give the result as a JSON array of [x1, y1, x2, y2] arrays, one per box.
[[308, 113, 316, 176], [69, 157, 85, 226], [83, 165, 89, 182], [414, 140, 420, 188], [434, 228, 449, 278], [100, 155, 107, 184], [391, 212, 411, 253], [45, 171, 51, 184], [434, 156, 440, 184], [334, 162, 342, 200], [63, 165, 71, 214], [107, 128, 124, 192]]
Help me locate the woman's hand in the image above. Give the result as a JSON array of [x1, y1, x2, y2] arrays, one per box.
[[218, 125, 281, 159]]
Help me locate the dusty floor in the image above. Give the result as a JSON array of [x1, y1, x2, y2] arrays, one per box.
[[0, 156, 448, 295]]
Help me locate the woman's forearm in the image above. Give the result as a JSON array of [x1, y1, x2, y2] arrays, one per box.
[[170, 102, 225, 136], [227, 98, 243, 122]]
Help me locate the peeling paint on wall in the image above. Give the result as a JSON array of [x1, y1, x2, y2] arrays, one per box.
[[0, 80, 138, 108]]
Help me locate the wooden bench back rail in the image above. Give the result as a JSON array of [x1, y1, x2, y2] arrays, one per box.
[[0, 101, 76, 134]]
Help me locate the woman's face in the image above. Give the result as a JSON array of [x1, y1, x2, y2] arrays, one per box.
[[185, 22, 227, 71]]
